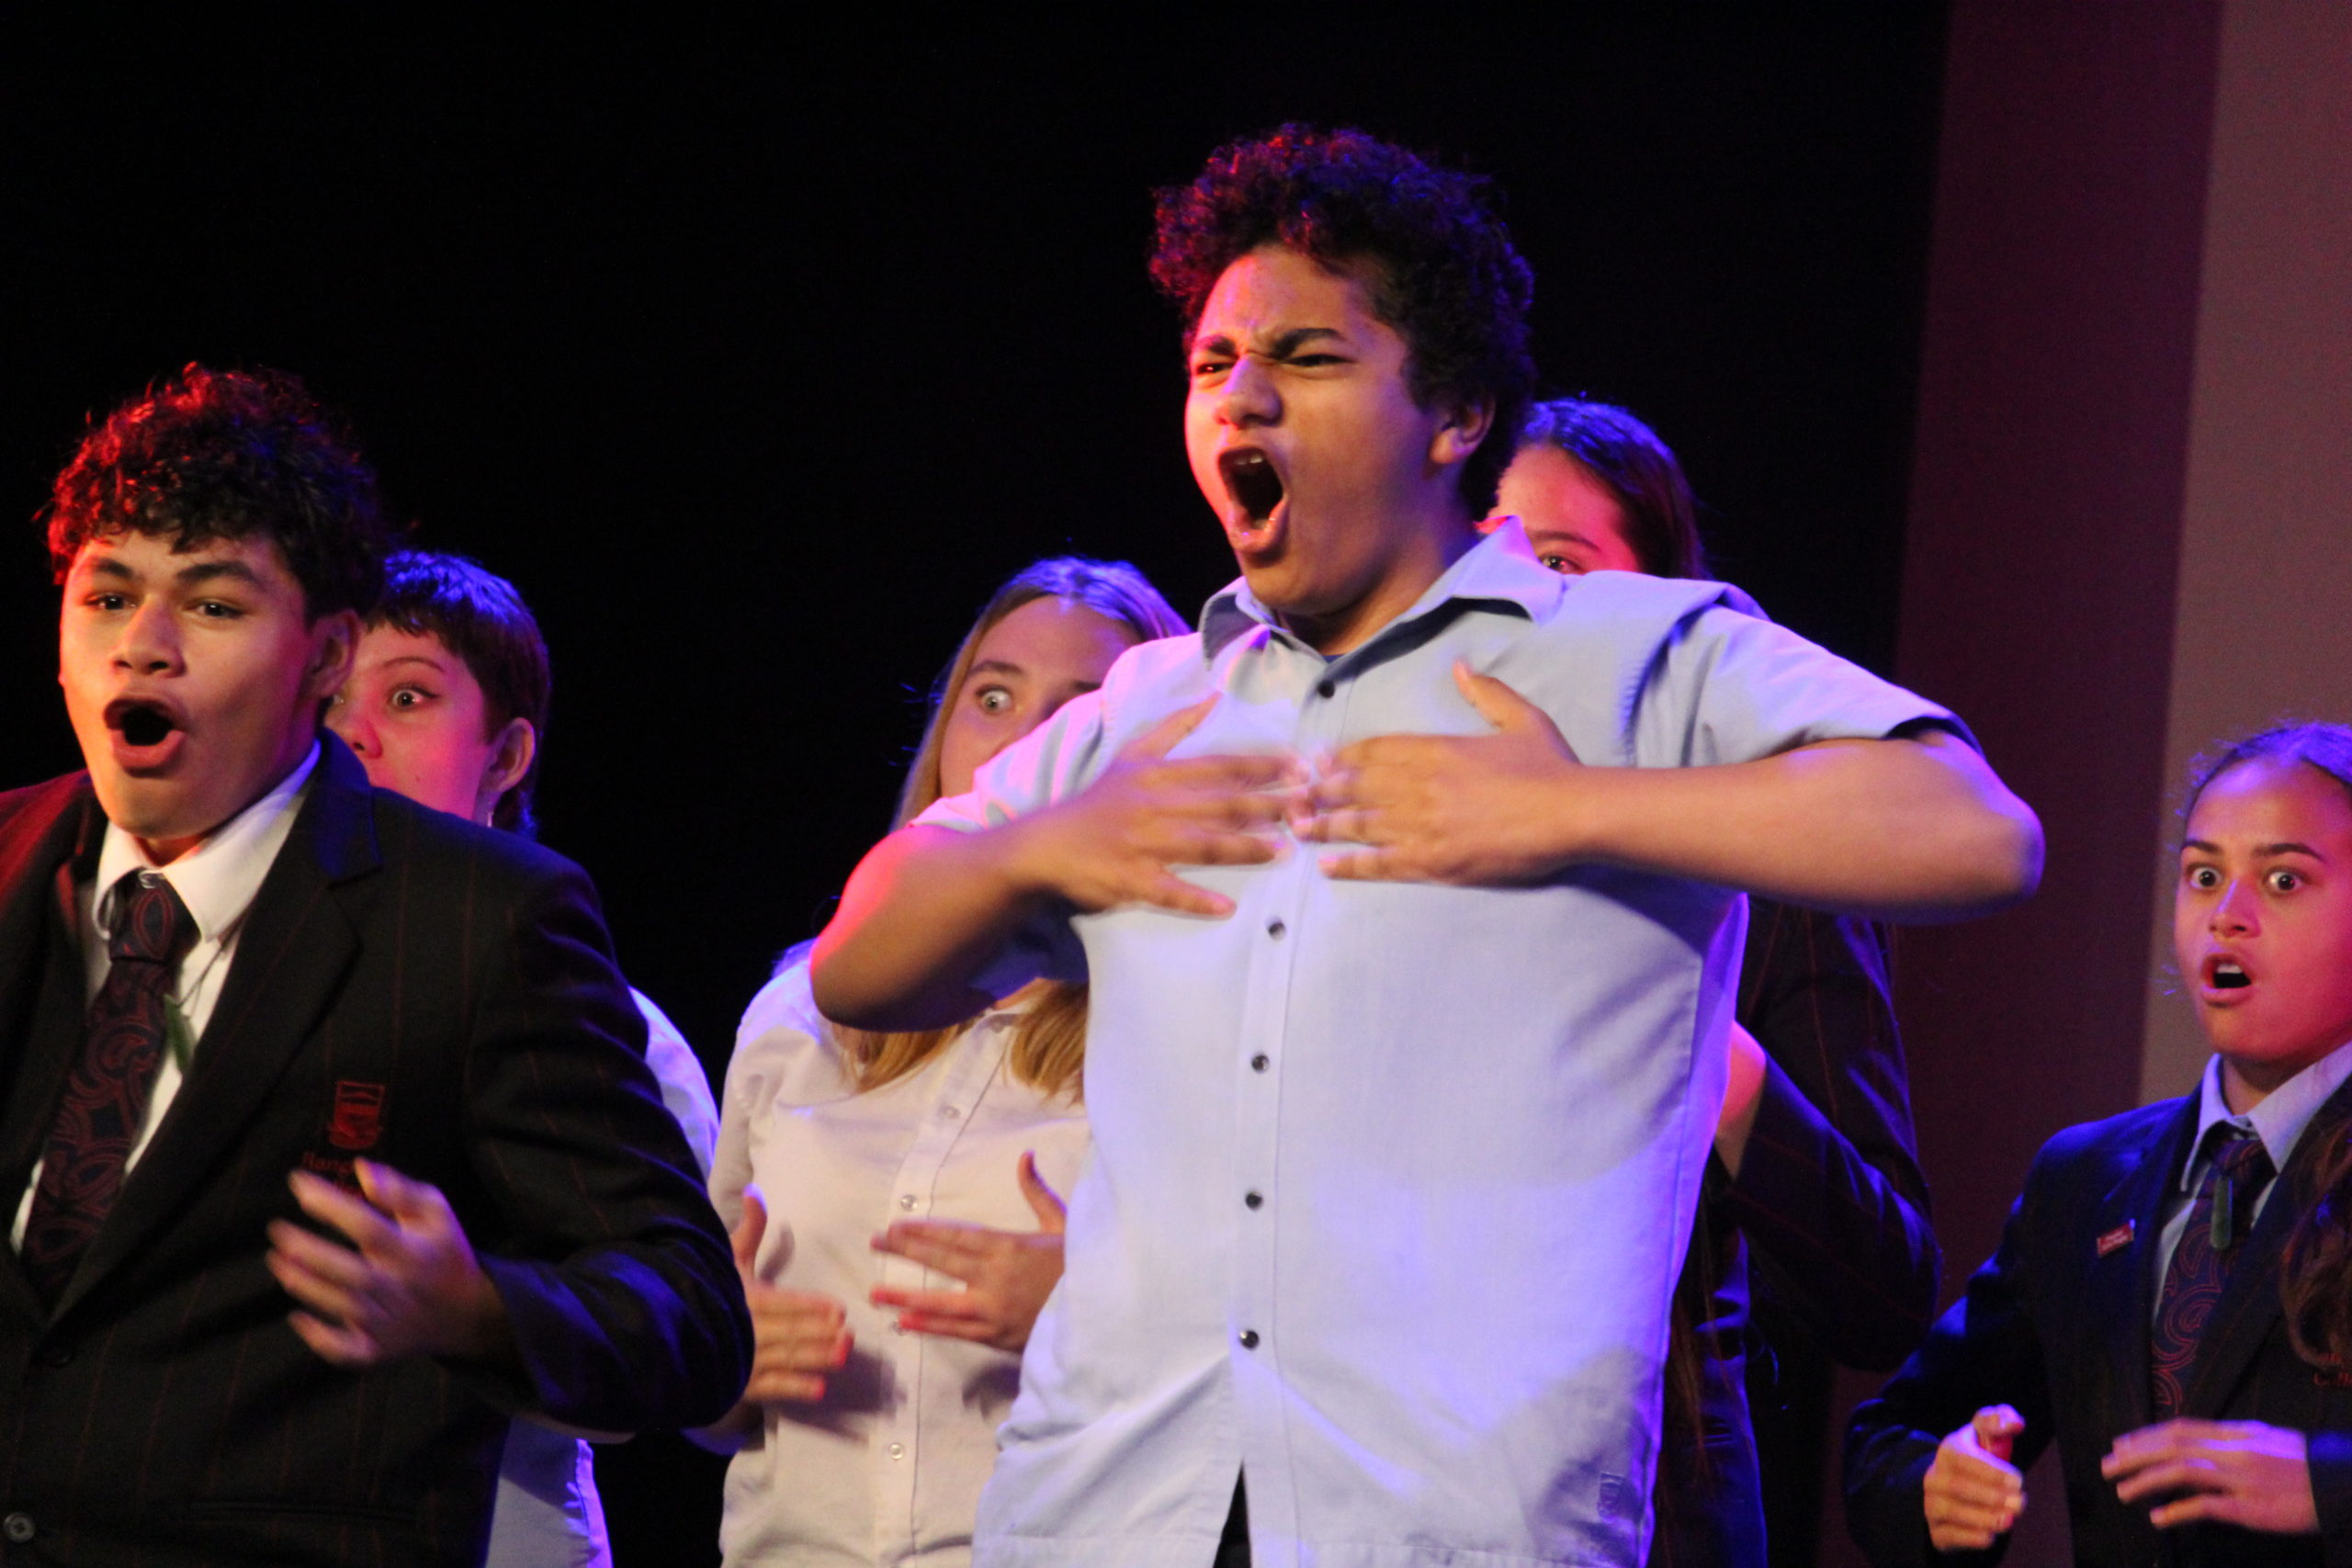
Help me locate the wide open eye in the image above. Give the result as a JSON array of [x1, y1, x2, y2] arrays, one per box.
[[2187, 864, 2222, 890], [2268, 868, 2304, 894], [976, 685, 1013, 716]]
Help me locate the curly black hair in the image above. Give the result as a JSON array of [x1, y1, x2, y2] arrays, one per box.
[[44, 364, 393, 619], [1151, 125, 1537, 515]]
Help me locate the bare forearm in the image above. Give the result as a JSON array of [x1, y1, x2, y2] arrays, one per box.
[[1548, 734, 2041, 919], [810, 824, 1046, 1030], [815, 728, 1295, 1027]]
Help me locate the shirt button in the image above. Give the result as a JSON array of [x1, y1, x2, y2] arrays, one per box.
[[1238, 1329, 1261, 1349], [36, 1342, 73, 1369], [888, 1441, 906, 1460], [4, 1513, 33, 1543], [1316, 680, 1337, 699], [940, 1106, 960, 1120], [897, 1194, 917, 1212], [1266, 919, 1285, 940], [1250, 1055, 1270, 1073], [1244, 1191, 1263, 1210]]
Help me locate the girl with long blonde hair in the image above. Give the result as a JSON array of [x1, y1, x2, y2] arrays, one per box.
[[701, 558, 1185, 1567]]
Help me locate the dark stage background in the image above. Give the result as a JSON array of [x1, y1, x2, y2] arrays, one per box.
[[8, 12, 1949, 1564]]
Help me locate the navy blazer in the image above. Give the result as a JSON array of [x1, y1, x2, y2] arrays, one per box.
[[1845, 1079, 2352, 1568], [0, 739, 751, 1566], [1650, 901, 1939, 1568]]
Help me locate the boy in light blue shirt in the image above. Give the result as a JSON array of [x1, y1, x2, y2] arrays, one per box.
[[815, 126, 2041, 1568]]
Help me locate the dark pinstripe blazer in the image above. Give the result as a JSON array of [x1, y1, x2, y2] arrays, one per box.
[[1844, 1082, 2352, 1568], [0, 739, 751, 1567]]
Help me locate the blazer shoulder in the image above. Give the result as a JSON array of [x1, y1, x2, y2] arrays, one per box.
[[2027, 1097, 2183, 1195], [0, 770, 92, 835], [351, 783, 594, 895], [293, 734, 593, 906], [0, 772, 96, 889]]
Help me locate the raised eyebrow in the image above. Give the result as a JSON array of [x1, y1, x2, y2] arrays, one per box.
[[967, 659, 1026, 680], [2177, 838, 2326, 861]]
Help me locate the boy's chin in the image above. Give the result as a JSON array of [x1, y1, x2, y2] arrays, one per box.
[[93, 774, 233, 854]]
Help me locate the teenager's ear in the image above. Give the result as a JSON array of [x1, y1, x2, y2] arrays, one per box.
[[1429, 396, 1497, 469], [304, 610, 363, 705], [481, 717, 537, 818]]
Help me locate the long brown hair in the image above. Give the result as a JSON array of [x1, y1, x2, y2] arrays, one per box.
[[2175, 724, 2352, 1369], [1515, 398, 1711, 581], [835, 557, 1187, 1098]]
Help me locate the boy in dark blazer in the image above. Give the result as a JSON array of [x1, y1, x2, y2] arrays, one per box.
[[0, 366, 750, 1565]]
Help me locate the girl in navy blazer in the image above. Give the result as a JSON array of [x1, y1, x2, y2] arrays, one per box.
[[1847, 723, 2352, 1566]]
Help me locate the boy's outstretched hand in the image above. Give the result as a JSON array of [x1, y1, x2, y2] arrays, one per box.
[[1001, 698, 1299, 919], [1297, 662, 1583, 885], [268, 1159, 511, 1366], [1924, 1404, 2027, 1551], [2105, 1418, 2318, 1533]]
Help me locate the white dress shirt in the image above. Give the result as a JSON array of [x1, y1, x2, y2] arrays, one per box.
[[917, 530, 1962, 1568], [2152, 1037, 2352, 1323], [710, 957, 1091, 1567], [10, 744, 318, 1250]]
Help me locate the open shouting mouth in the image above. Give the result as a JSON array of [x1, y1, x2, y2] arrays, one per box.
[[2199, 951, 2256, 1002], [106, 697, 187, 771], [1218, 447, 1289, 557]]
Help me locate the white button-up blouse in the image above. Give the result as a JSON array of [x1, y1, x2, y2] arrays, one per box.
[[711, 957, 1091, 1567]]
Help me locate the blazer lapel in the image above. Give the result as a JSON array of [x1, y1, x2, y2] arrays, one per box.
[[2089, 1097, 2201, 1440], [0, 780, 100, 1151], [54, 742, 380, 1317], [2182, 1080, 2352, 1418], [0, 780, 103, 1317]]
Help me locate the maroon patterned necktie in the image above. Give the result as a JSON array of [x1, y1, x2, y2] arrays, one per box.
[[2149, 1125, 2275, 1419], [20, 872, 197, 1305]]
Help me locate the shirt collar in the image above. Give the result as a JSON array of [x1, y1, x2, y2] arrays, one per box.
[[1198, 524, 1564, 662], [2181, 1036, 2352, 1191], [93, 741, 320, 945]]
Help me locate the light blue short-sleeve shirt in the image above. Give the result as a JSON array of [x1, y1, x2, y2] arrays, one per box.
[[916, 528, 1961, 1568]]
